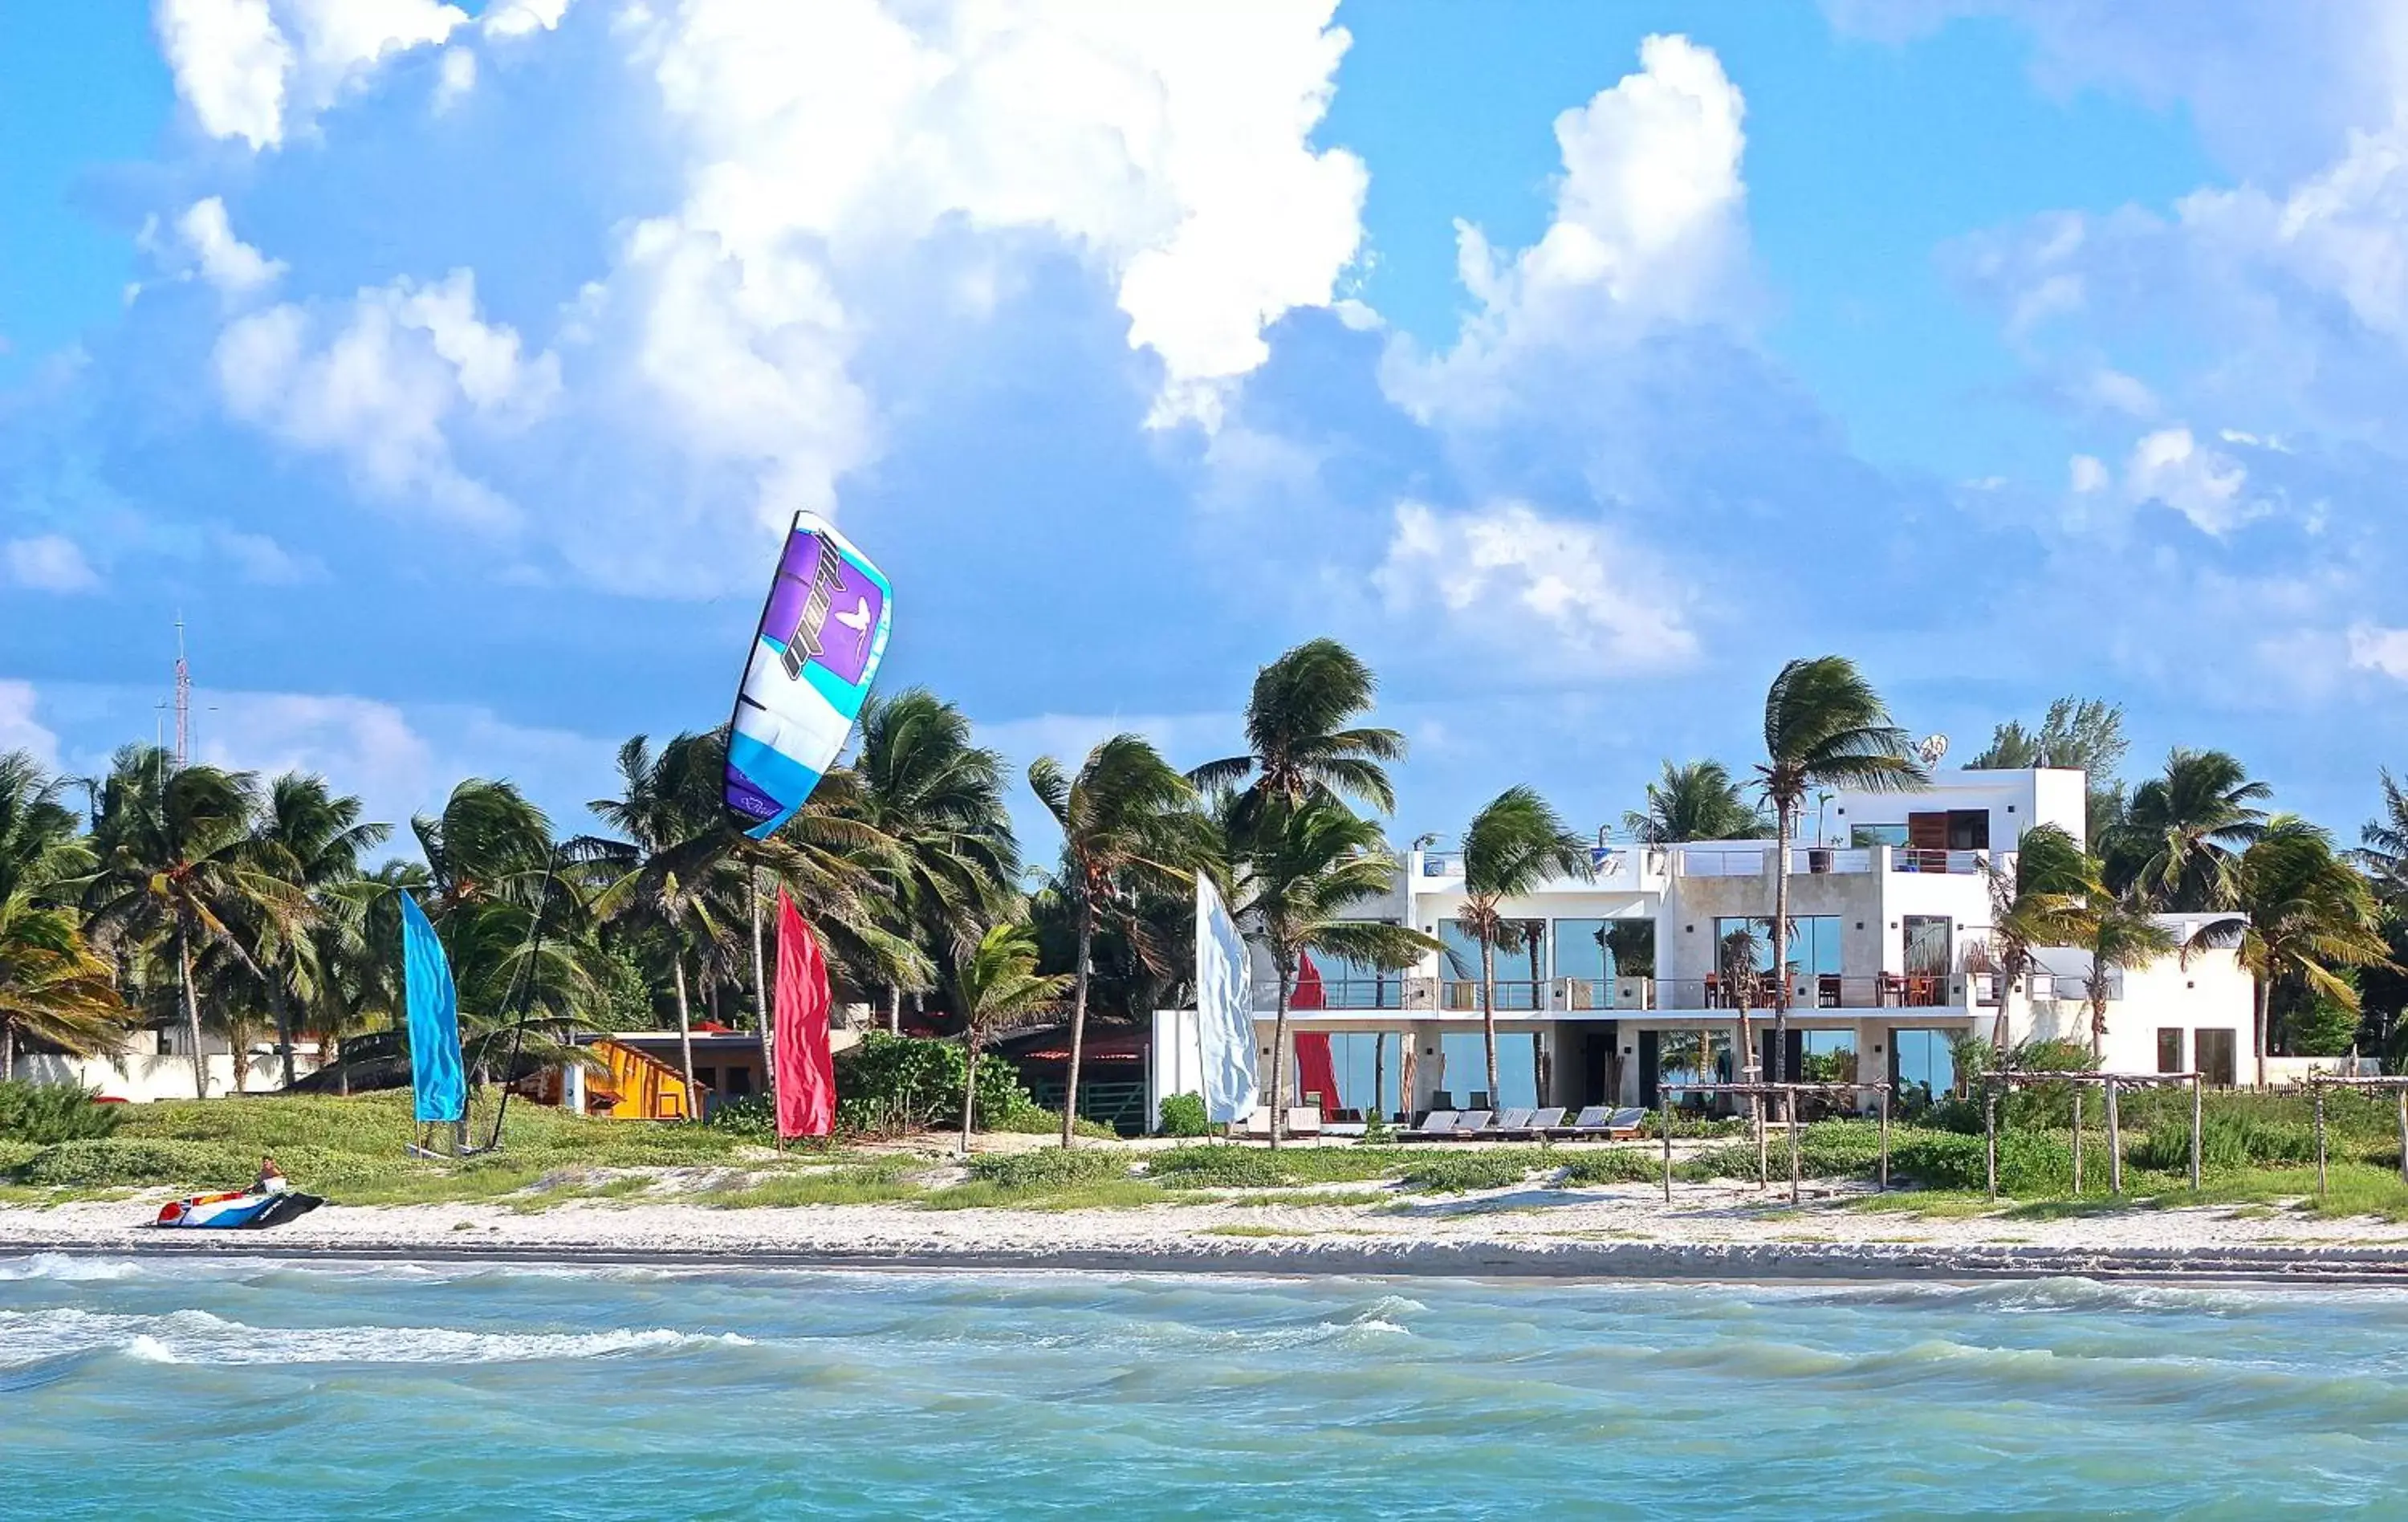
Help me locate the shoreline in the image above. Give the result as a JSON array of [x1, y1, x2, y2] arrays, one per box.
[[15, 1199, 2408, 1284]]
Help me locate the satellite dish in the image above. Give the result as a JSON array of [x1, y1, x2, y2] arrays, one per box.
[[1917, 734, 1950, 767]]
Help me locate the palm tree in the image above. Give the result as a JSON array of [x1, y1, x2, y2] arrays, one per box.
[[2111, 748, 2270, 910], [587, 734, 730, 1105], [84, 747, 305, 1099], [1455, 787, 1592, 1107], [1191, 639, 1405, 825], [2231, 816, 2390, 1086], [0, 751, 122, 1075], [2354, 767, 2408, 904], [1228, 796, 1438, 1146], [250, 773, 389, 1088], [1029, 735, 1214, 1147], [1755, 658, 1926, 1080], [1622, 760, 1769, 844], [952, 920, 1071, 1156], [852, 690, 1020, 1034], [1975, 824, 2097, 1053], [2080, 893, 2175, 1061]]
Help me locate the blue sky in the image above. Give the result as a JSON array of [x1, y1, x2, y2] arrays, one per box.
[[4, 0, 2407, 860]]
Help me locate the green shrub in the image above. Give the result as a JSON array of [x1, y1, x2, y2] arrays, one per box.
[[995, 1106, 1120, 1140], [2129, 1110, 2317, 1172], [832, 1033, 1035, 1135], [1552, 1148, 1662, 1186], [964, 1148, 1132, 1190], [0, 1082, 124, 1144], [1157, 1092, 1210, 1138], [1889, 1129, 2076, 1194], [1146, 1145, 1405, 1190], [1398, 1152, 1536, 1194], [17, 1138, 253, 1190], [705, 1093, 776, 1142]]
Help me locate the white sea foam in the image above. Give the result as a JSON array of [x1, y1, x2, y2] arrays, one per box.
[[0, 1254, 148, 1282], [0, 1304, 755, 1368]]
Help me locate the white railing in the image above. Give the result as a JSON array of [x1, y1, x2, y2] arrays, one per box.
[[1679, 847, 1767, 877], [1789, 847, 1876, 874]]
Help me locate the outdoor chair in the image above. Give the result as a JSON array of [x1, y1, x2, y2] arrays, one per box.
[[1430, 1090, 1457, 1111], [1450, 1109, 1495, 1140], [1492, 1107, 1537, 1138], [1402, 1110, 1459, 1142], [1527, 1106, 1566, 1134], [1553, 1105, 1610, 1137], [1604, 1106, 1649, 1138], [1284, 1107, 1324, 1139]]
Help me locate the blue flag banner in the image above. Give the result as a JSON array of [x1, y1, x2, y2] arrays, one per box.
[[401, 891, 466, 1125]]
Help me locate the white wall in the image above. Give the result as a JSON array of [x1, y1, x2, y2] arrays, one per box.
[[1828, 767, 2086, 852], [11, 1051, 301, 1101]]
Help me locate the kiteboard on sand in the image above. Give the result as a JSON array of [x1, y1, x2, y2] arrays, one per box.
[[153, 1190, 324, 1230]]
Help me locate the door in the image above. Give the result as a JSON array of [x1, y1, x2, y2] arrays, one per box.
[[2196, 1028, 2238, 1088], [1759, 1028, 1804, 1085], [1637, 1029, 1658, 1109], [1902, 916, 1951, 1007]]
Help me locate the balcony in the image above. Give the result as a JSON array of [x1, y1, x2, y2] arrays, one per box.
[[1413, 845, 1665, 893], [1653, 974, 1977, 1011], [1673, 845, 1991, 878], [1243, 970, 2040, 1017]]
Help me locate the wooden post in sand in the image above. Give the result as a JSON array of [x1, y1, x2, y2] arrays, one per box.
[[1984, 1083, 1999, 1199], [2104, 1076, 2122, 1196], [2315, 1083, 2329, 1198], [2190, 1075, 2203, 1193], [2071, 1089, 2083, 1196], [2397, 1090, 2406, 1186], [1786, 1091, 1801, 1205], [1660, 1090, 1674, 1204], [1877, 1085, 1890, 1194]]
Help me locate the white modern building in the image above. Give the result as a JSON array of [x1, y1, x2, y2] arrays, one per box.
[[1173, 767, 2253, 1124]]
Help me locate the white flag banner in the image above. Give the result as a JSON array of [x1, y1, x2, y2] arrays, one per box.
[[1195, 877, 1260, 1124]]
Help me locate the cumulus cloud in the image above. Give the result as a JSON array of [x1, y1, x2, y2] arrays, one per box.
[[214, 269, 559, 527], [177, 197, 284, 295], [157, 0, 468, 150], [483, 0, 571, 40], [4, 535, 101, 593], [1373, 501, 1698, 671], [2121, 426, 2262, 535], [2349, 624, 2408, 681], [1387, 34, 1748, 421], [0, 682, 61, 767]]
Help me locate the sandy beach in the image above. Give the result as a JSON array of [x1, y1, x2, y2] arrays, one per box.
[[15, 1169, 2408, 1283]]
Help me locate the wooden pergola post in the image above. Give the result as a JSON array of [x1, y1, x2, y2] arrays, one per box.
[[1660, 1089, 1674, 1205], [1985, 1082, 1999, 1200], [2105, 1076, 2122, 1197], [2397, 1089, 2406, 1186], [1877, 1085, 1890, 1194], [1787, 1091, 1802, 1205], [2071, 1088, 2083, 1196], [2190, 1074, 2203, 1193], [2315, 1082, 2329, 1198]]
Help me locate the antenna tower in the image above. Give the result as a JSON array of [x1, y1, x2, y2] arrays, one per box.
[[173, 616, 191, 770]]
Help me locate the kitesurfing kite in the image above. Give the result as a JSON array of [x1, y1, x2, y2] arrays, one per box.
[[723, 511, 893, 838]]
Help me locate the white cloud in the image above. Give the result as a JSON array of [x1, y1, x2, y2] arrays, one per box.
[[2068, 454, 2109, 493], [484, 0, 571, 40], [157, 0, 468, 150], [1387, 34, 1749, 421], [1373, 501, 1698, 670], [157, 0, 291, 150], [2123, 425, 2260, 534], [434, 45, 475, 109], [619, 0, 1365, 433], [2350, 624, 2408, 681], [0, 682, 60, 767], [4, 535, 101, 593], [214, 268, 559, 527], [212, 527, 324, 584], [177, 197, 284, 295]]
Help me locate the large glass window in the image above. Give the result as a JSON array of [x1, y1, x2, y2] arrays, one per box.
[[1715, 916, 1842, 977], [1323, 1030, 1406, 1116], [1302, 939, 1405, 1009], [1799, 1029, 1857, 1085], [1440, 918, 1544, 1011], [1434, 1032, 1536, 1109], [1851, 823, 1909, 848], [2197, 1028, 2238, 1088], [1656, 1029, 1732, 1093], [1552, 918, 1651, 1009], [1891, 1028, 1956, 1109]]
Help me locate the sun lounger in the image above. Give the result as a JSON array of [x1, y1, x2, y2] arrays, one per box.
[[1528, 1106, 1566, 1134], [1551, 1105, 1649, 1140], [1285, 1107, 1324, 1138], [1401, 1109, 1459, 1142], [1491, 1107, 1537, 1138], [1449, 1109, 1495, 1140]]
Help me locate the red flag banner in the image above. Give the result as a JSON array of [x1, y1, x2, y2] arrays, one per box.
[[775, 889, 835, 1138]]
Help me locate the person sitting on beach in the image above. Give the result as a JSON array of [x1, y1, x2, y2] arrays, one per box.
[[254, 1155, 290, 1195]]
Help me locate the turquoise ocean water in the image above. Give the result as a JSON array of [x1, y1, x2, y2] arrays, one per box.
[[4, 1253, 2406, 1519]]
